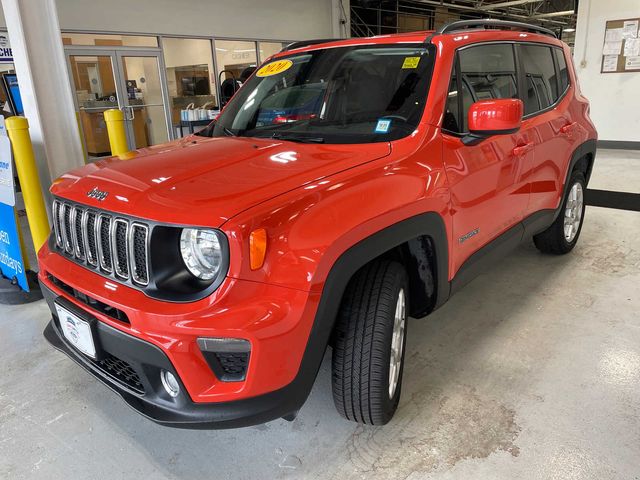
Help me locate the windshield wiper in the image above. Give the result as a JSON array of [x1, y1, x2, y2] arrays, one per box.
[[223, 126, 237, 137], [269, 133, 325, 143]]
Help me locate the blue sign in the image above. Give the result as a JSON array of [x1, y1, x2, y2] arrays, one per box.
[[0, 203, 28, 291], [0, 117, 28, 292]]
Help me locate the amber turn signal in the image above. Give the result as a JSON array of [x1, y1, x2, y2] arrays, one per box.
[[249, 228, 267, 270]]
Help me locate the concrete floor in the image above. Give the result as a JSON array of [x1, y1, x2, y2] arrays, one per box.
[[1, 149, 639, 480]]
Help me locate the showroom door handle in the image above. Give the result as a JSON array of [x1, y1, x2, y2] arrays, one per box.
[[512, 142, 534, 157], [560, 122, 577, 135]]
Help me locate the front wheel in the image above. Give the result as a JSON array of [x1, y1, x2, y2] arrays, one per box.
[[331, 260, 409, 425], [534, 171, 586, 254]]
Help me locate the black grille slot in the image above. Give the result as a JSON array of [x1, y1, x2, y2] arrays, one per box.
[[73, 207, 85, 259], [131, 224, 149, 285], [47, 273, 130, 324], [63, 204, 73, 254], [216, 352, 249, 378], [86, 211, 98, 266], [99, 216, 112, 271], [113, 220, 129, 278], [95, 354, 144, 394]]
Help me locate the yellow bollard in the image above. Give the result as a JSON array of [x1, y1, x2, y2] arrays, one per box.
[[103, 109, 129, 156], [5, 117, 50, 252]]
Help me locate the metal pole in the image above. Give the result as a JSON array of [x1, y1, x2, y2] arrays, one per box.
[[5, 116, 50, 252], [104, 109, 130, 156]]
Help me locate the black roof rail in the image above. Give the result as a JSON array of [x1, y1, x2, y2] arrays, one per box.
[[435, 19, 557, 38], [281, 38, 344, 52]]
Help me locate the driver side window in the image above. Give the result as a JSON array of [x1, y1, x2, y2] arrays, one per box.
[[444, 43, 518, 134]]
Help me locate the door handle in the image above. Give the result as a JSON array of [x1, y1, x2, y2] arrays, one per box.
[[512, 142, 534, 157], [119, 105, 135, 121], [560, 122, 577, 135]]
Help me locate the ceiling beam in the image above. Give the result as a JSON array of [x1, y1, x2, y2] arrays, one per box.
[[477, 0, 543, 11], [530, 10, 574, 18]]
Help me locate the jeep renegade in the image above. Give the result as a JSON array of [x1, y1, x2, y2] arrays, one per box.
[[41, 20, 597, 428]]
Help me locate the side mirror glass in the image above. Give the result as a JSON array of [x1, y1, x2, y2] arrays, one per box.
[[468, 98, 523, 136]]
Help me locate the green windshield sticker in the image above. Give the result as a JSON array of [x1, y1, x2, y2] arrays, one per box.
[[402, 57, 420, 69]]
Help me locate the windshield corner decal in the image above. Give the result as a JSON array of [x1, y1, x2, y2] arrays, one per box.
[[374, 119, 392, 133], [256, 59, 293, 77]]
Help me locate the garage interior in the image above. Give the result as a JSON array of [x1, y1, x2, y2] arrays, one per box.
[[0, 0, 639, 479]]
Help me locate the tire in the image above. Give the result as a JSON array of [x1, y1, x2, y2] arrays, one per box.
[[534, 171, 586, 254], [331, 260, 409, 425]]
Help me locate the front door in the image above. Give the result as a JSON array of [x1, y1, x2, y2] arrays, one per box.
[[441, 43, 532, 275], [66, 48, 171, 161]]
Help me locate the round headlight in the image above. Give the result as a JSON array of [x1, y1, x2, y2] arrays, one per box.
[[180, 228, 224, 280]]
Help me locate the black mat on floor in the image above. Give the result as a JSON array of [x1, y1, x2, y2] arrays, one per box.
[[586, 189, 640, 212]]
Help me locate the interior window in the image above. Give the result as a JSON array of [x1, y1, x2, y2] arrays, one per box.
[[519, 44, 559, 115], [554, 48, 570, 93]]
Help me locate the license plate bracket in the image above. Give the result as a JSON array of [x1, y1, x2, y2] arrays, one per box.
[[54, 299, 103, 360]]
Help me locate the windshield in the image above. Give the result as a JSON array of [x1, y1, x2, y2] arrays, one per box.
[[198, 43, 436, 144]]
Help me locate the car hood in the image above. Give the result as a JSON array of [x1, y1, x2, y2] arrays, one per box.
[[51, 135, 391, 227]]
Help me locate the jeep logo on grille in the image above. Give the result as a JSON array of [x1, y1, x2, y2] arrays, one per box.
[[87, 187, 108, 201]]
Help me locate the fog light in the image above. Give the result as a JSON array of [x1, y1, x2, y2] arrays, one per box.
[[160, 370, 180, 398]]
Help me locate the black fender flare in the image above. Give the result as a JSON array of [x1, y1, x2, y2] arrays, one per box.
[[280, 211, 450, 415]]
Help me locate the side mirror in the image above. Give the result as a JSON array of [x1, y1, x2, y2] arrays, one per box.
[[463, 99, 523, 145]]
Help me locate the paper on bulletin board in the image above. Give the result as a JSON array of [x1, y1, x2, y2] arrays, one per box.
[[605, 28, 624, 42], [602, 55, 618, 72], [624, 38, 640, 57], [625, 55, 640, 70], [622, 20, 639, 39], [603, 40, 623, 55]]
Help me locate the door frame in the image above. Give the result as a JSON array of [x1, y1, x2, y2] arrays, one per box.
[[65, 45, 173, 158]]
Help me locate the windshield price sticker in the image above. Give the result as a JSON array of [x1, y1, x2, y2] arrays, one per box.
[[402, 57, 421, 69], [256, 59, 293, 77]]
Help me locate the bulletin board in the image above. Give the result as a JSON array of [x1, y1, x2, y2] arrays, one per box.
[[601, 17, 640, 73]]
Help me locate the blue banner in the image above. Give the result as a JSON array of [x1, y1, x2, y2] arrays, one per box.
[[0, 202, 28, 291]]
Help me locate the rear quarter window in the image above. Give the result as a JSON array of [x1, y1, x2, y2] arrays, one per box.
[[519, 44, 559, 115]]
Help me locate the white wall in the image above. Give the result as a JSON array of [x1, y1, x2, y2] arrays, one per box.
[[574, 0, 640, 142], [0, 0, 342, 41]]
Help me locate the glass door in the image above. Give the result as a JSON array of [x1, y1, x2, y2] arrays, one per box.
[[116, 52, 171, 150], [66, 48, 172, 161], [67, 52, 121, 159]]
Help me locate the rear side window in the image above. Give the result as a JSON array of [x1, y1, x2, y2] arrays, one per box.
[[444, 44, 518, 134], [519, 44, 559, 115], [554, 48, 570, 93]]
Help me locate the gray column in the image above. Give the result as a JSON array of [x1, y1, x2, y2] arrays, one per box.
[[1, 0, 84, 201]]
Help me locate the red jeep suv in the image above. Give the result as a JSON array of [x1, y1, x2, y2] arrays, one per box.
[[41, 20, 597, 428]]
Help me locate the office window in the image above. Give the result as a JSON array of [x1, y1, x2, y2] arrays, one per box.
[[258, 42, 285, 63], [61, 33, 158, 47], [215, 40, 257, 106], [519, 44, 559, 115], [162, 37, 217, 127]]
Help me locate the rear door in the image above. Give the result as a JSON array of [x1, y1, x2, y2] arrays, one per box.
[[441, 43, 532, 275], [517, 43, 574, 214]]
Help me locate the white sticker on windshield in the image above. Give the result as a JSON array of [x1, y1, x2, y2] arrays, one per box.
[[374, 119, 392, 133]]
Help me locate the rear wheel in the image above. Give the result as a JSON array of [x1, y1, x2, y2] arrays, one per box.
[[534, 171, 586, 254], [331, 260, 408, 425]]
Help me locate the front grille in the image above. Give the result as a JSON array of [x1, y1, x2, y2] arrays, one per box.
[[95, 353, 145, 394], [52, 199, 150, 286]]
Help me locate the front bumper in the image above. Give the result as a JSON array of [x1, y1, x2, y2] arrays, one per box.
[[38, 239, 324, 428], [42, 282, 307, 429]]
